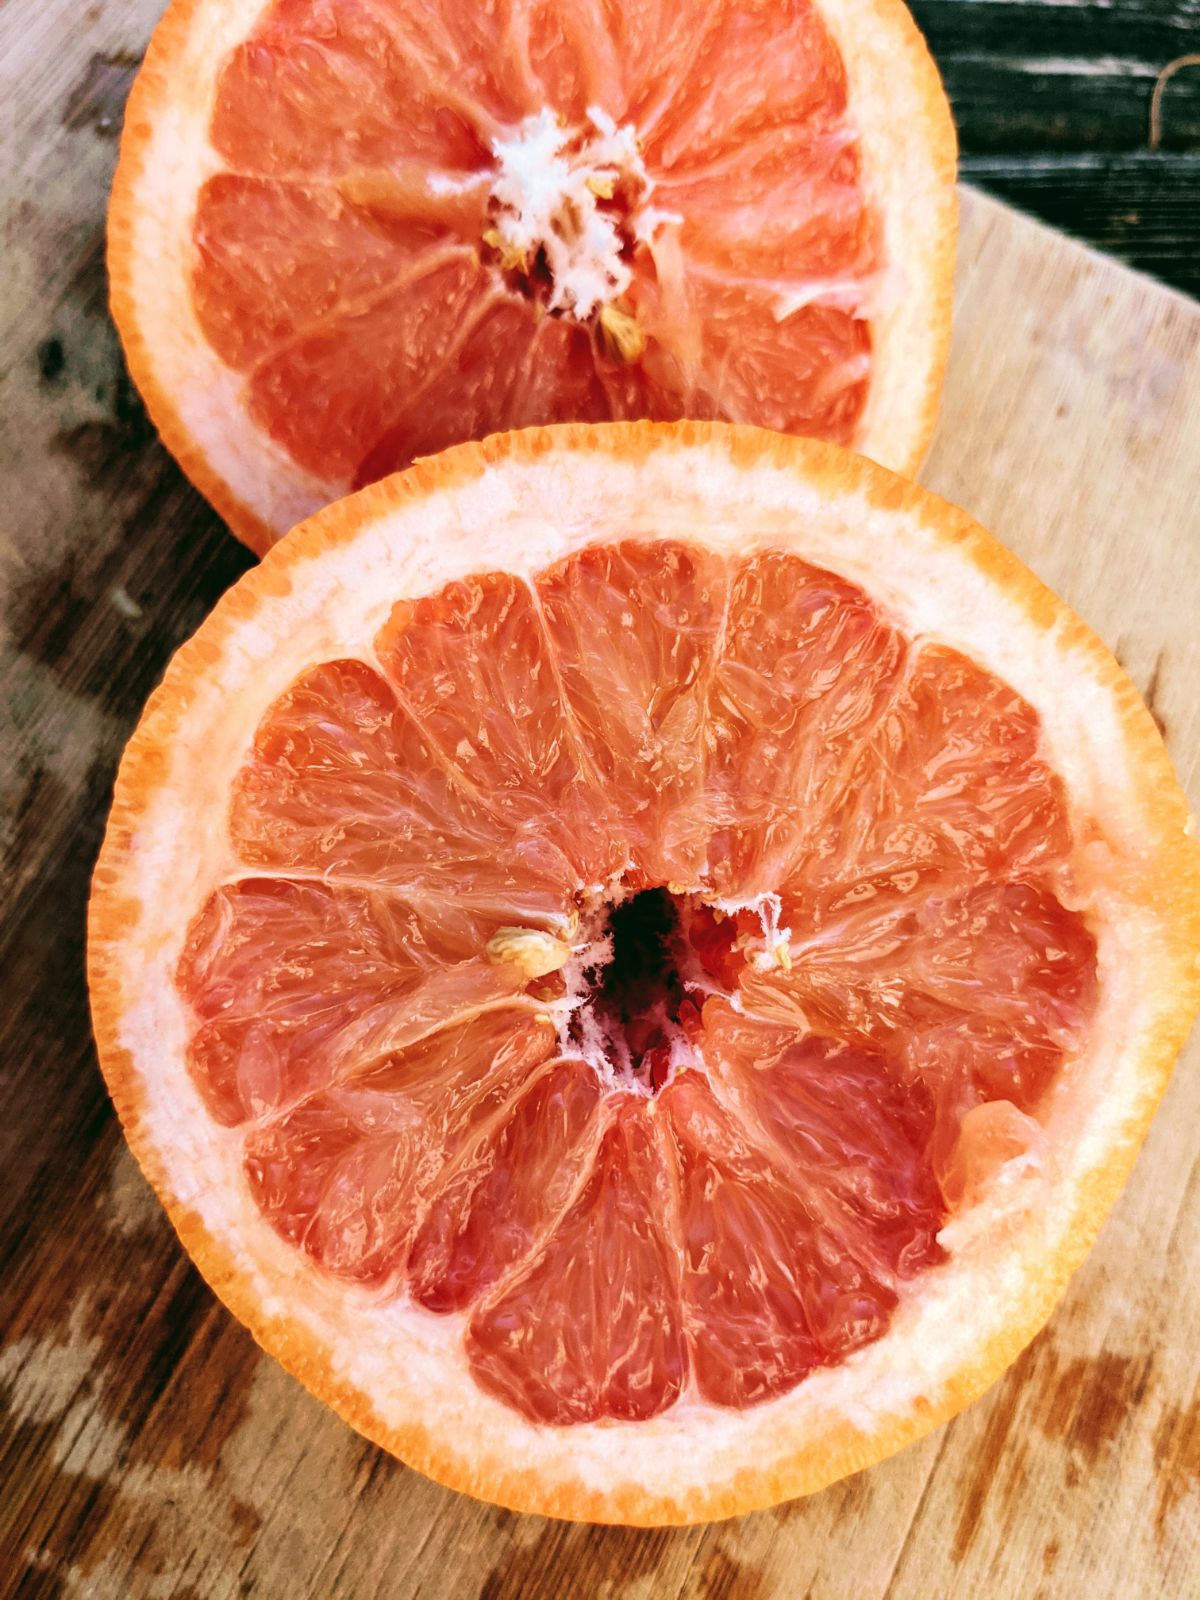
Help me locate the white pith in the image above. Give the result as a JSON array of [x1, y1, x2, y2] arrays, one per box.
[[487, 107, 676, 322], [96, 434, 1193, 1514]]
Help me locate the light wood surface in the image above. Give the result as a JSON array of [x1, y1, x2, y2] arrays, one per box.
[[1, 2, 1199, 1592]]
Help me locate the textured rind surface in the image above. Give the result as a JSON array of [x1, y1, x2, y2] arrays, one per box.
[[817, 0, 957, 475], [88, 424, 1200, 1524], [106, 0, 957, 554]]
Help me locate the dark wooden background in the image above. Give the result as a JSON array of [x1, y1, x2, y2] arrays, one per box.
[[911, 0, 1200, 298]]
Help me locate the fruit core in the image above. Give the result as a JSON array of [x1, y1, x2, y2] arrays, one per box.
[[553, 886, 747, 1095], [483, 108, 666, 355]]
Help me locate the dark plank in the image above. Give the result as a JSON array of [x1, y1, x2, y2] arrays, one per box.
[[960, 153, 1200, 299], [910, 0, 1200, 153], [909, 0, 1200, 296]]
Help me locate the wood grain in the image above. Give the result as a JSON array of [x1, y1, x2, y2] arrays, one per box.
[[956, 154, 1200, 301], [908, 0, 1200, 296], [1, 3, 1199, 1595]]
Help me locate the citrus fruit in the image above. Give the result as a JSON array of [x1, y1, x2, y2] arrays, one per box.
[[108, 0, 955, 554], [88, 423, 1200, 1524]]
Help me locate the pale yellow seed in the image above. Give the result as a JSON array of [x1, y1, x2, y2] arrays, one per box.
[[598, 303, 647, 364], [486, 927, 573, 980], [586, 174, 616, 199], [482, 227, 529, 275], [775, 943, 793, 972]]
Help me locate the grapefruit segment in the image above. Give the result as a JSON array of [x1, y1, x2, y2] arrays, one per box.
[[593, 0, 706, 133], [192, 175, 437, 372], [662, 1070, 889, 1406], [177, 876, 513, 1125], [409, 1056, 603, 1315], [743, 878, 1097, 1109], [466, 1103, 687, 1423], [504, 316, 621, 434], [353, 299, 544, 486], [642, 0, 848, 171], [659, 122, 870, 283], [689, 285, 872, 444], [244, 1008, 557, 1282], [229, 659, 577, 917], [808, 645, 1073, 892], [245, 1085, 428, 1282], [905, 880, 1098, 1059], [536, 539, 727, 887], [704, 551, 905, 897], [210, 0, 491, 176], [375, 571, 627, 888], [243, 251, 486, 480], [700, 1002, 945, 1278], [519, 0, 626, 120]]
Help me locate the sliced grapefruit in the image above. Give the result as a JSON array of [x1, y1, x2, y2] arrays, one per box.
[[88, 424, 1200, 1523], [109, 0, 955, 553]]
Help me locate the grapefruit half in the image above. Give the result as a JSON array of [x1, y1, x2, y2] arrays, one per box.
[[108, 0, 956, 553], [88, 424, 1200, 1523]]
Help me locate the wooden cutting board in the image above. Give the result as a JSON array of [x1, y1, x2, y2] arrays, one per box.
[[2, 5, 1199, 1594]]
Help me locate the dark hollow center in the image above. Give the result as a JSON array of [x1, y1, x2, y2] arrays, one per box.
[[569, 887, 688, 1089]]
